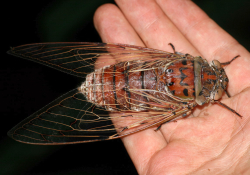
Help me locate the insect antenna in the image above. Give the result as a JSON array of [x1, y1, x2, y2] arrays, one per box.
[[214, 100, 242, 118]]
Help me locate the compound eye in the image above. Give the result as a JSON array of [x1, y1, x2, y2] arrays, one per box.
[[212, 60, 221, 68], [213, 88, 223, 100]]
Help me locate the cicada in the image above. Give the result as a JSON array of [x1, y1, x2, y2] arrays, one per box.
[[7, 42, 242, 145]]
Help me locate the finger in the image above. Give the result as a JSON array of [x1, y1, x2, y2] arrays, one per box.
[[115, 0, 199, 55], [94, 4, 168, 173], [157, 0, 250, 95], [114, 0, 204, 141], [94, 4, 143, 45]]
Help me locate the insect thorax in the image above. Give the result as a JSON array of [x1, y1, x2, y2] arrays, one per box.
[[193, 56, 228, 105]]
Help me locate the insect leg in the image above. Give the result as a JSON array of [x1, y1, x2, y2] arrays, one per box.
[[168, 43, 186, 56], [221, 55, 240, 66], [155, 109, 192, 131], [168, 43, 176, 53], [182, 110, 192, 117], [225, 90, 231, 98], [155, 120, 171, 131], [214, 100, 242, 118]]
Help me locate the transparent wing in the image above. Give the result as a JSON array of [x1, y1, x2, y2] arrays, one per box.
[[8, 42, 193, 145], [8, 88, 192, 145], [8, 42, 182, 78]]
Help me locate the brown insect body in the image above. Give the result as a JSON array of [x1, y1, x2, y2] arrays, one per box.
[[7, 43, 239, 145], [80, 54, 227, 112]]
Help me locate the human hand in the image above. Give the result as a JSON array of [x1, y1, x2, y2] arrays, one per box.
[[94, 0, 250, 174]]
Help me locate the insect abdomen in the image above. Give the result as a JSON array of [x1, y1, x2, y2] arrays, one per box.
[[80, 58, 198, 111], [81, 61, 147, 111]]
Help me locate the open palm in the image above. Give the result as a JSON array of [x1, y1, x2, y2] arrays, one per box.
[[94, 0, 250, 174]]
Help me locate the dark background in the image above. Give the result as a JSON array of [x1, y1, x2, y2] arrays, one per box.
[[1, 0, 249, 174]]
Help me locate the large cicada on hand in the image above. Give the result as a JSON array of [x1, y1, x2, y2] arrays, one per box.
[[7, 42, 242, 145]]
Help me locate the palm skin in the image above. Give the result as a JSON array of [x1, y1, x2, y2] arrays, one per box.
[[94, 0, 250, 174]]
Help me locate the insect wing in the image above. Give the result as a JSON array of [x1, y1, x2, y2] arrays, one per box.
[[7, 89, 109, 144], [8, 42, 180, 78], [8, 88, 191, 145], [7, 42, 191, 144]]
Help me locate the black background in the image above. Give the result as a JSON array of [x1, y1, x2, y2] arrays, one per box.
[[1, 0, 249, 174]]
